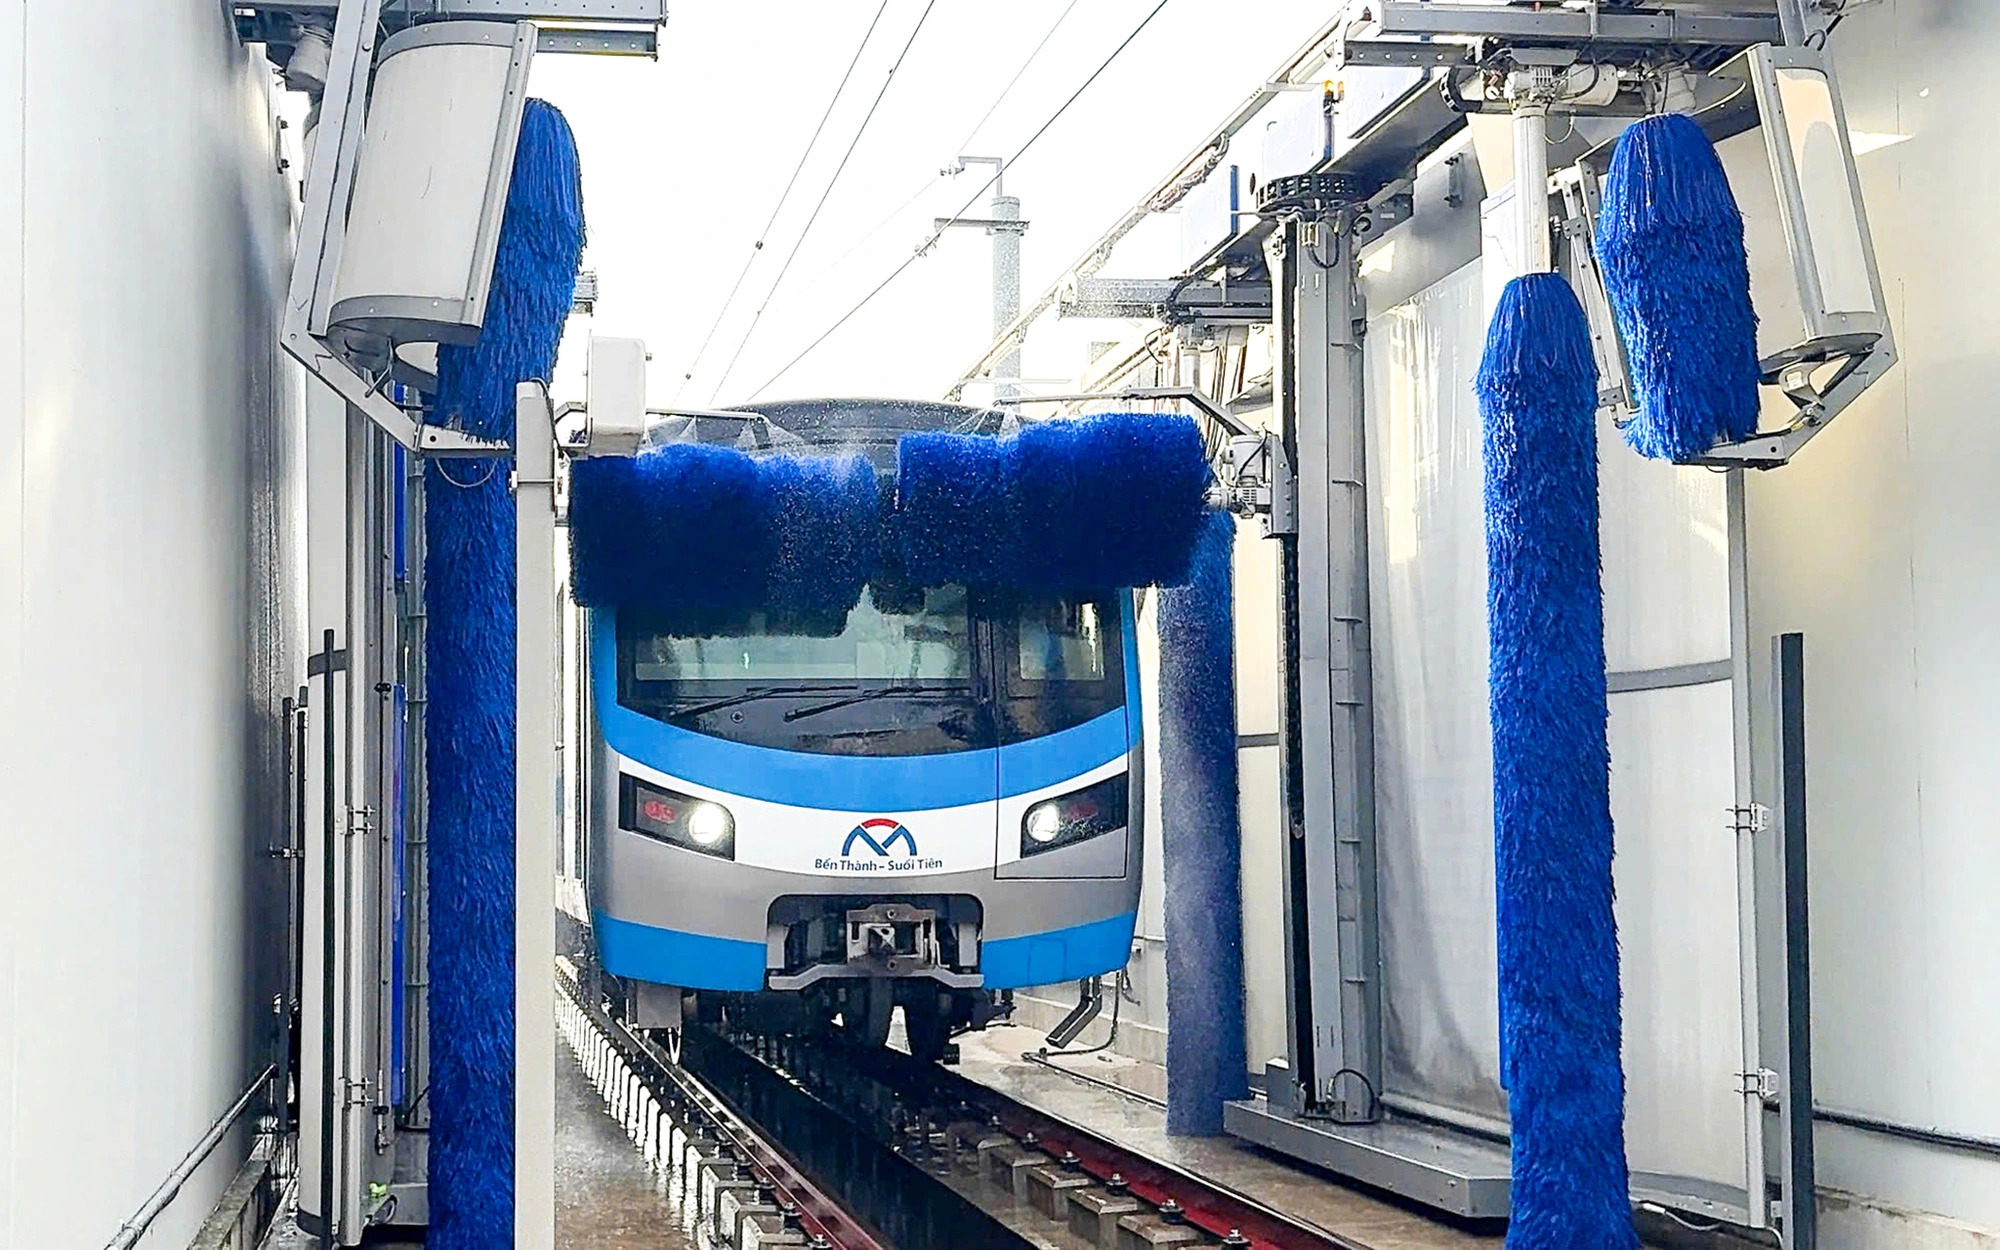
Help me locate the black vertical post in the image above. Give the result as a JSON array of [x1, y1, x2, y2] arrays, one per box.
[[1776, 632, 1816, 1247], [276, 693, 297, 1134], [311, 631, 345, 1244], [293, 688, 309, 1128]]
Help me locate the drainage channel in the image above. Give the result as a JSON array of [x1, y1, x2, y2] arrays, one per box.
[[698, 1025, 1372, 1250], [556, 971, 1028, 1250]]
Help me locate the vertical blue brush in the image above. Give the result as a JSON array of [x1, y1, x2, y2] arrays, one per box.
[[425, 98, 584, 1250], [1158, 511, 1248, 1135], [1596, 113, 1762, 461], [1478, 273, 1636, 1250]]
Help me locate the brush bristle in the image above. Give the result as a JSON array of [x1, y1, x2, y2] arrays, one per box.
[[1477, 274, 1637, 1250], [1158, 511, 1248, 1135], [426, 98, 585, 1250], [896, 413, 1212, 593], [1596, 113, 1762, 461], [568, 444, 878, 631]]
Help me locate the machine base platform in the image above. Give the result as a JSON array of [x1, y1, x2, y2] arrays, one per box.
[[1223, 1096, 1512, 1219]]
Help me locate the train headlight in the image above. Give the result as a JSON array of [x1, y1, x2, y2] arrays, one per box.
[[1019, 772, 1129, 857], [619, 776, 736, 860], [686, 801, 733, 846], [1024, 803, 1064, 845]]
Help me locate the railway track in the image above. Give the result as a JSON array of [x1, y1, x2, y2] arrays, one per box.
[[560, 966, 1377, 1250]]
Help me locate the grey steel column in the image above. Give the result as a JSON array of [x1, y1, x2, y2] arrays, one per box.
[[515, 382, 561, 1248], [1726, 469, 1772, 1231], [1266, 208, 1381, 1121], [989, 193, 1024, 399], [938, 156, 1027, 400]]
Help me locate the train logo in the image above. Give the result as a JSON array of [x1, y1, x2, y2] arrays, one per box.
[[841, 818, 917, 858]]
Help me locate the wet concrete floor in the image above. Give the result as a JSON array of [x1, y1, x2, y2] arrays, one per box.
[[556, 1033, 699, 1250], [953, 1023, 1504, 1250]]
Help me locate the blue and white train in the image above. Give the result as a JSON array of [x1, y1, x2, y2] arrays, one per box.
[[560, 399, 1142, 1060]]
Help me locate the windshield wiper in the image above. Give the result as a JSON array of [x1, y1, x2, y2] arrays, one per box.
[[669, 684, 856, 720], [782, 683, 965, 723]]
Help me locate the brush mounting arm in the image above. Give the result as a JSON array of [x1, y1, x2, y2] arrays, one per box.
[[1211, 431, 1297, 537]]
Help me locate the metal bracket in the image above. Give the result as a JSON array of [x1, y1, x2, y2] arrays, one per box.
[[1045, 977, 1106, 1050], [1690, 335, 1899, 469], [1730, 803, 1771, 836], [1216, 431, 1298, 536], [995, 385, 1255, 434], [1739, 1067, 1780, 1102]]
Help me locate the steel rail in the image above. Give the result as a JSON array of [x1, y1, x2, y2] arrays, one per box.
[[556, 968, 892, 1250], [709, 1023, 1375, 1250]]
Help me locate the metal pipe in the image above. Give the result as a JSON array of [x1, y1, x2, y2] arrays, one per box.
[[103, 1065, 277, 1250], [946, 10, 1361, 398], [1512, 108, 1551, 273], [1021, 1051, 1166, 1110], [1378, 1092, 1511, 1145], [1813, 1106, 2000, 1160]]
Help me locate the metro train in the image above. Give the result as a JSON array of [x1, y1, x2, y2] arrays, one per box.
[[558, 398, 1142, 1061]]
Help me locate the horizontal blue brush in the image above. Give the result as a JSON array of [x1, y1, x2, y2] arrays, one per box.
[[894, 429, 1015, 588], [897, 413, 1212, 592], [1596, 113, 1762, 461], [568, 444, 877, 629]]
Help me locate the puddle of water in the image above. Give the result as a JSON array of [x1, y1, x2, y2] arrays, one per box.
[[557, 1033, 704, 1250]]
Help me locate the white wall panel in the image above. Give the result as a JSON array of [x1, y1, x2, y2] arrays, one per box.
[[0, 2, 24, 1243], [1610, 681, 1746, 1196], [0, 4, 299, 1247], [1744, 0, 2000, 1231], [1600, 452, 1730, 673]]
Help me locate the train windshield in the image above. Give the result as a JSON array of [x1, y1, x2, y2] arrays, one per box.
[[632, 585, 975, 684], [615, 588, 1125, 757]]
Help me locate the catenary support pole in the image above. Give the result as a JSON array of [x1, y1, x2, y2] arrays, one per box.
[[990, 191, 1024, 399]]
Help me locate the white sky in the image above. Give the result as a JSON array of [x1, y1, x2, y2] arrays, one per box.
[[528, 1, 1333, 409]]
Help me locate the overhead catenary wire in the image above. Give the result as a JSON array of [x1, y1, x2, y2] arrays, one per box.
[[795, 0, 1086, 294], [708, 0, 944, 403], [671, 0, 893, 402], [745, 0, 1176, 402]]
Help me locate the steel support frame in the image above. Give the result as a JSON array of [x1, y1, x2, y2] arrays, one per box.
[[1727, 470, 1775, 1234], [342, 409, 401, 1243], [279, 0, 512, 457], [1341, 0, 1783, 47], [515, 382, 562, 1249], [1266, 208, 1382, 1122]]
